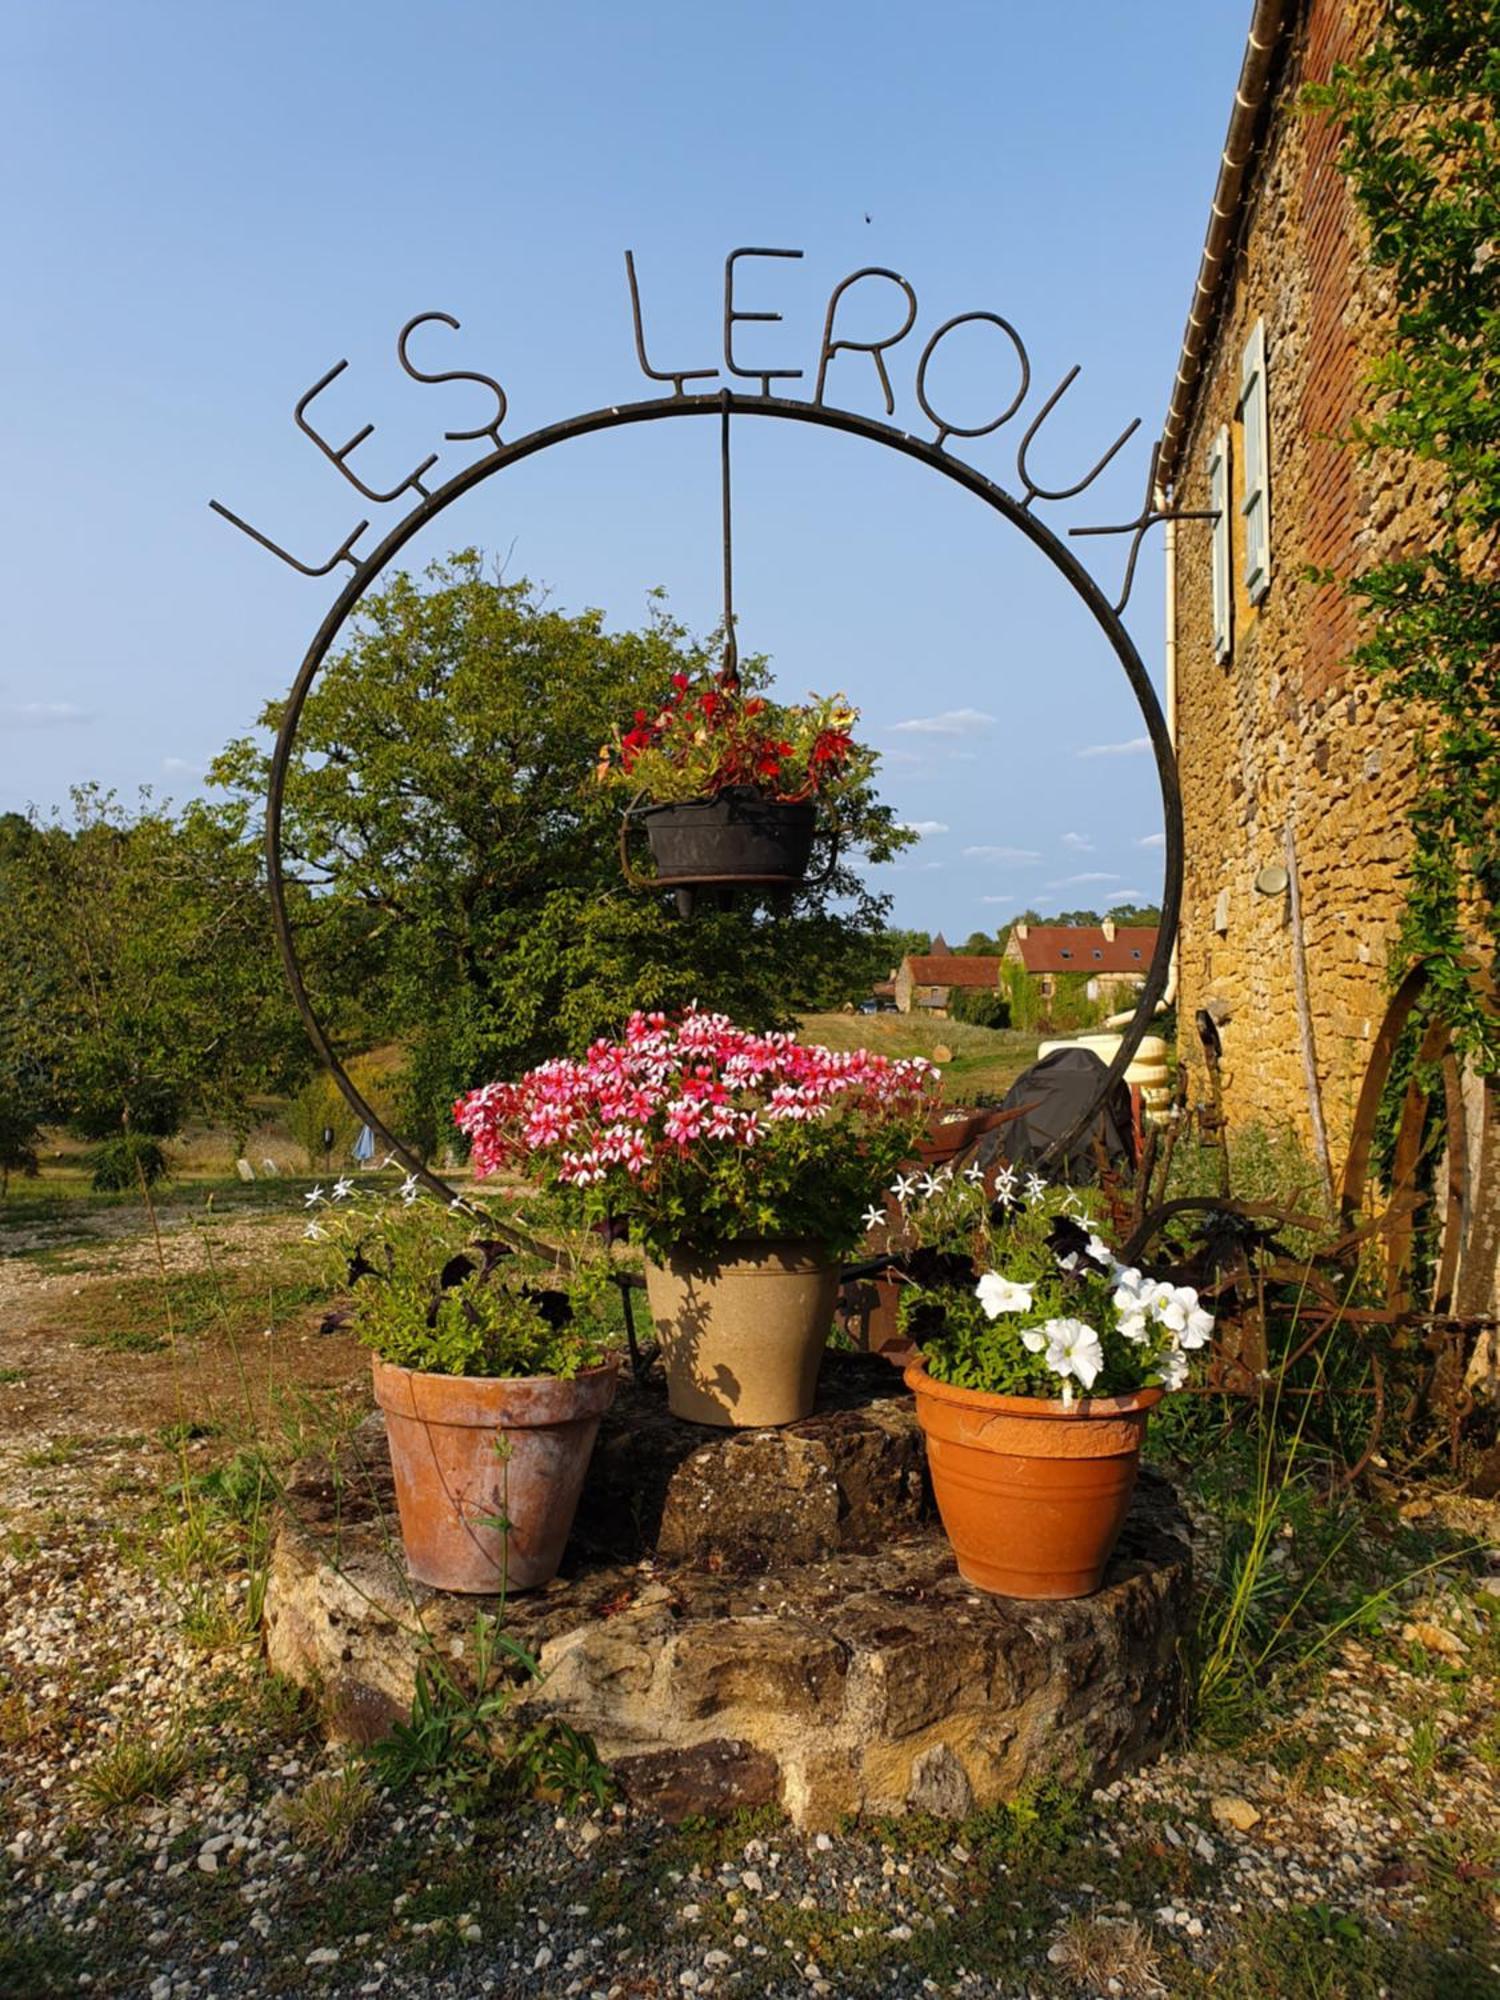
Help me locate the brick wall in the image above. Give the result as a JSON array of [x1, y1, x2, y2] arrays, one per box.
[[1170, 0, 1439, 1168]]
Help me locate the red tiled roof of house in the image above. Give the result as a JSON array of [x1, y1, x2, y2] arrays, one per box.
[[1010, 927, 1158, 973], [903, 955, 1002, 987]]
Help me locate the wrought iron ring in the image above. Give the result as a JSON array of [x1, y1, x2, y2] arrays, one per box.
[[265, 392, 1184, 1203]]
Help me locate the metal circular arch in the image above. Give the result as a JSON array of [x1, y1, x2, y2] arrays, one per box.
[[265, 390, 1184, 1203]]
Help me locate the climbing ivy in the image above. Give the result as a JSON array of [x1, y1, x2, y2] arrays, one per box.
[[1309, 2, 1500, 1067]]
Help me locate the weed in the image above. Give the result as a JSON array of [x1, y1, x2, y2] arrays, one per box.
[[364, 1610, 613, 1812], [0, 1367, 25, 1385], [78, 1730, 189, 1812], [1047, 1912, 1165, 1996], [280, 1763, 379, 1861]]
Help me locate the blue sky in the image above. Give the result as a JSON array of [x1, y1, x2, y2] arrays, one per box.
[[0, 1, 1246, 938]]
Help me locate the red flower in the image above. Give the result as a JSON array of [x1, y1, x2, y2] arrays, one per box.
[[671, 672, 690, 691]]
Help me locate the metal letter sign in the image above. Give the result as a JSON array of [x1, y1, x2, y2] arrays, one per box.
[[213, 248, 1199, 1197]]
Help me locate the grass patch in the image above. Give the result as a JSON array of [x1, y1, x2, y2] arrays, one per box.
[[798, 1011, 1040, 1101], [281, 1763, 379, 1861], [78, 1730, 189, 1812]]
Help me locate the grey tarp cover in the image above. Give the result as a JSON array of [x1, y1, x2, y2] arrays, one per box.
[[977, 1046, 1135, 1183]]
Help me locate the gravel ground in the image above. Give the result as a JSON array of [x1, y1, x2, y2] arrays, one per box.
[[3, 1419, 1498, 2000]]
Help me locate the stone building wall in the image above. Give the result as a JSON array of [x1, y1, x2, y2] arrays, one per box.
[[1169, 0, 1436, 1168]]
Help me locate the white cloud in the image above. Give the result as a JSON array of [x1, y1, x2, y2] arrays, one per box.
[[1104, 891, 1152, 904], [963, 845, 1041, 863], [1137, 832, 1166, 849], [1076, 736, 1150, 759], [3, 700, 91, 728], [1046, 871, 1122, 887], [891, 707, 996, 736], [898, 820, 949, 837], [1060, 831, 1094, 852]]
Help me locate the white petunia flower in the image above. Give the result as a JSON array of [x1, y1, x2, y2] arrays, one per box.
[[1156, 1346, 1190, 1391], [1180, 1303, 1215, 1349], [303, 1186, 325, 1208], [1042, 1317, 1104, 1392], [1117, 1309, 1151, 1345], [1021, 1327, 1048, 1353], [975, 1272, 1035, 1319], [1084, 1232, 1112, 1266]]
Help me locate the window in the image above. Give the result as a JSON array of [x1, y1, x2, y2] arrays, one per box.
[[1240, 319, 1271, 604], [1059, 949, 1072, 960], [1131, 949, 1141, 959], [1208, 423, 1232, 660], [1092, 949, 1102, 960]]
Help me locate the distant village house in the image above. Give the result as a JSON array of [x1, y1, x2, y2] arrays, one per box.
[[1001, 920, 1159, 1006]]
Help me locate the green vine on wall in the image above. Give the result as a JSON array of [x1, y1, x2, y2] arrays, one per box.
[[1309, 1, 1500, 1069]]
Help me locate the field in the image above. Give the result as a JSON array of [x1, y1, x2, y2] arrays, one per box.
[[799, 1013, 1041, 1102]]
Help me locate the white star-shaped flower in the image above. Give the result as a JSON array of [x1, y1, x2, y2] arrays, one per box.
[[303, 1185, 325, 1208], [398, 1173, 421, 1206], [963, 1161, 985, 1186], [303, 1221, 325, 1241], [1024, 1172, 1047, 1204], [890, 1173, 918, 1206], [862, 1205, 886, 1232], [331, 1177, 354, 1202]]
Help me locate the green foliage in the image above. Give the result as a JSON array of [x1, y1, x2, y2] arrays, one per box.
[[1308, 7, 1500, 1067], [596, 672, 874, 806], [365, 1610, 613, 1812], [0, 786, 310, 1142], [286, 1072, 362, 1172], [949, 985, 1011, 1029], [314, 1189, 614, 1379], [998, 961, 1108, 1034], [210, 554, 912, 1139], [895, 1176, 1206, 1399], [605, 1109, 926, 1262], [89, 1133, 169, 1192]]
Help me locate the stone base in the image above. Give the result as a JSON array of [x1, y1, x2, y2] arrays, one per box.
[[264, 1357, 1192, 1828]]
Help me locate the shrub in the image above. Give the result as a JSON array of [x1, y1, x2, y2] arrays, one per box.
[[89, 1133, 169, 1192], [950, 987, 1012, 1030]]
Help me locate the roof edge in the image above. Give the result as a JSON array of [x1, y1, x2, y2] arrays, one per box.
[[1155, 0, 1296, 493]]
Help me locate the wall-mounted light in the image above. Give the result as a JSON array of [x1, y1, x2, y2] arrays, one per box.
[[1253, 863, 1289, 897]]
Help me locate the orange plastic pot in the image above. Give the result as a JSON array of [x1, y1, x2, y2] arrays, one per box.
[[371, 1356, 618, 1594], [905, 1360, 1161, 1599]]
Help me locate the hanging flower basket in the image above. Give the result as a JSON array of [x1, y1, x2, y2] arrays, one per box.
[[640, 788, 818, 885], [598, 673, 866, 905]]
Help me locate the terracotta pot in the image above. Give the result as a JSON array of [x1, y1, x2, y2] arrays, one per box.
[[905, 1359, 1162, 1599], [644, 1240, 838, 1427], [371, 1356, 618, 1594]]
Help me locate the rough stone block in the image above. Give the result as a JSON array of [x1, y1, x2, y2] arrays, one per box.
[[264, 1363, 1193, 1828]]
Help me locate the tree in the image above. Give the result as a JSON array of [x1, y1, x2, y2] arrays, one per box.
[[1106, 902, 1163, 926], [0, 787, 310, 1147], [211, 553, 912, 1145]]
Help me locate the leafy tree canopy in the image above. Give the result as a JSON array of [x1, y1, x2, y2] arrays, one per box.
[[0, 787, 309, 1141], [211, 553, 912, 1147]]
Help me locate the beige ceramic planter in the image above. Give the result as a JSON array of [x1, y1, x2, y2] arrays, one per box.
[[644, 1240, 839, 1427], [371, 1356, 618, 1594]]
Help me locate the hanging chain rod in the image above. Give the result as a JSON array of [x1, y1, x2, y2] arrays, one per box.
[[719, 389, 739, 689]]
